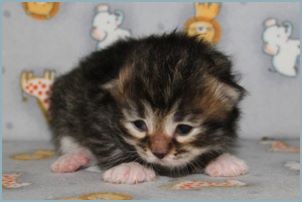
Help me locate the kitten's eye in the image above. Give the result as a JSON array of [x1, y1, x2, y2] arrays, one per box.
[[132, 120, 147, 132], [176, 124, 193, 135]]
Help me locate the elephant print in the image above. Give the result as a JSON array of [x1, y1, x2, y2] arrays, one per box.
[[263, 18, 300, 77], [91, 4, 131, 50]]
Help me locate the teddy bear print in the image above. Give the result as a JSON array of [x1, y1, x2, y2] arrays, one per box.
[[22, 2, 61, 20], [184, 3, 221, 44]]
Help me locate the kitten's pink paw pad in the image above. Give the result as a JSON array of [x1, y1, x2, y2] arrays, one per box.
[[102, 162, 156, 184], [51, 152, 90, 173], [205, 153, 248, 177]]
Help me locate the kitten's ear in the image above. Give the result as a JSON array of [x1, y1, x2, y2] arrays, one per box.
[[205, 76, 245, 108], [205, 53, 246, 106], [101, 79, 123, 100], [101, 79, 118, 91], [101, 66, 133, 98]]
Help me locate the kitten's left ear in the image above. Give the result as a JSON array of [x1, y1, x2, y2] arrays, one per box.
[[205, 53, 245, 106], [205, 75, 245, 108]]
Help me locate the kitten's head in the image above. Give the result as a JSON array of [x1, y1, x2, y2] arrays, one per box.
[[102, 33, 245, 168]]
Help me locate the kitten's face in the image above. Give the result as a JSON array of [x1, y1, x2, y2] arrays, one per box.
[[120, 102, 209, 167], [102, 35, 244, 168]]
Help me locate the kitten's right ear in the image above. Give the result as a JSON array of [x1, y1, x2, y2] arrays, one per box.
[[101, 79, 118, 91], [101, 79, 123, 100], [101, 65, 133, 99]]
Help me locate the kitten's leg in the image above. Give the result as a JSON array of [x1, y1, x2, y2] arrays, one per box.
[[51, 137, 95, 173], [51, 149, 92, 173], [102, 162, 156, 184], [204, 153, 248, 177]]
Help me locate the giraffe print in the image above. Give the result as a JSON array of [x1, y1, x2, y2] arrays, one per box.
[[162, 179, 247, 190], [20, 70, 56, 121], [2, 173, 31, 189]]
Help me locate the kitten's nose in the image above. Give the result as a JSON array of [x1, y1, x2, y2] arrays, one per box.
[[152, 151, 167, 159], [149, 134, 171, 159]]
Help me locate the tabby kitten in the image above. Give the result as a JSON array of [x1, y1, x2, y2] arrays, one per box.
[[49, 32, 248, 184]]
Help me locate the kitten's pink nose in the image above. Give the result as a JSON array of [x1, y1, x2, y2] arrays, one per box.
[[150, 134, 171, 159], [152, 151, 167, 159]]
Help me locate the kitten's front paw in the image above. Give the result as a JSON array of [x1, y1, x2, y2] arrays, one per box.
[[102, 162, 156, 184], [205, 153, 248, 177], [51, 152, 91, 173]]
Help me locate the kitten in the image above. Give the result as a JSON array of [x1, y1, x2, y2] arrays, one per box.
[[49, 32, 248, 184]]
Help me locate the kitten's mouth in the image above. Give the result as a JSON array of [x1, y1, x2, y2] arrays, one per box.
[[136, 146, 210, 168], [136, 147, 193, 168]]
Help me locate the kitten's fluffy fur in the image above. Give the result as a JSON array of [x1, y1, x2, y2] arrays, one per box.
[[49, 32, 245, 177]]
